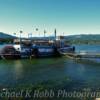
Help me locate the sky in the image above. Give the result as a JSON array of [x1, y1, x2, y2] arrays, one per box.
[[0, 0, 100, 37]]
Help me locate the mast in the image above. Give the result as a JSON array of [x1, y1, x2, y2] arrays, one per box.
[[54, 29, 57, 40], [44, 30, 46, 37], [20, 30, 23, 44]]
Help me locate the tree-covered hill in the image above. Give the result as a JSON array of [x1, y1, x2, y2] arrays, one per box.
[[0, 32, 16, 39]]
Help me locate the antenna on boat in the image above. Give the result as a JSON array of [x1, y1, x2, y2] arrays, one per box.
[[20, 30, 23, 44], [44, 30, 46, 37], [54, 29, 57, 40], [36, 28, 39, 37]]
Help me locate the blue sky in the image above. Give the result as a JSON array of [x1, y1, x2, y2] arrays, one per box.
[[0, 0, 100, 37]]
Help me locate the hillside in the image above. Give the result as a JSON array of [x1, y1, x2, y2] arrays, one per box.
[[66, 34, 100, 40], [0, 32, 16, 39], [65, 34, 100, 44], [0, 32, 100, 44]]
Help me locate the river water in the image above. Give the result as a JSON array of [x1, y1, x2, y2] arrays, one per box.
[[0, 44, 100, 91]]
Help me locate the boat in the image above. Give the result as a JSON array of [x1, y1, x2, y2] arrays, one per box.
[[13, 37, 75, 58], [54, 36, 75, 55], [58, 45, 75, 55], [13, 34, 75, 58], [31, 38, 75, 57], [13, 39, 56, 58], [52, 29, 75, 55], [31, 40, 60, 57], [0, 45, 21, 59]]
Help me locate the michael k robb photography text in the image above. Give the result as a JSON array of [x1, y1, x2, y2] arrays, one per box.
[[0, 89, 100, 98]]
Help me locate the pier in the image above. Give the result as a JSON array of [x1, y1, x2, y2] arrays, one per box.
[[62, 51, 100, 59]]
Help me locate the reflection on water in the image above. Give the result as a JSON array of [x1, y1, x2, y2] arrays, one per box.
[[14, 60, 23, 80], [0, 57, 100, 90]]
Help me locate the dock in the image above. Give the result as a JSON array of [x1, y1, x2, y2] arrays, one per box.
[[62, 51, 100, 59]]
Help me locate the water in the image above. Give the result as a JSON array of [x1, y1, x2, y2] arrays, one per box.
[[74, 44, 100, 52], [0, 44, 100, 91]]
